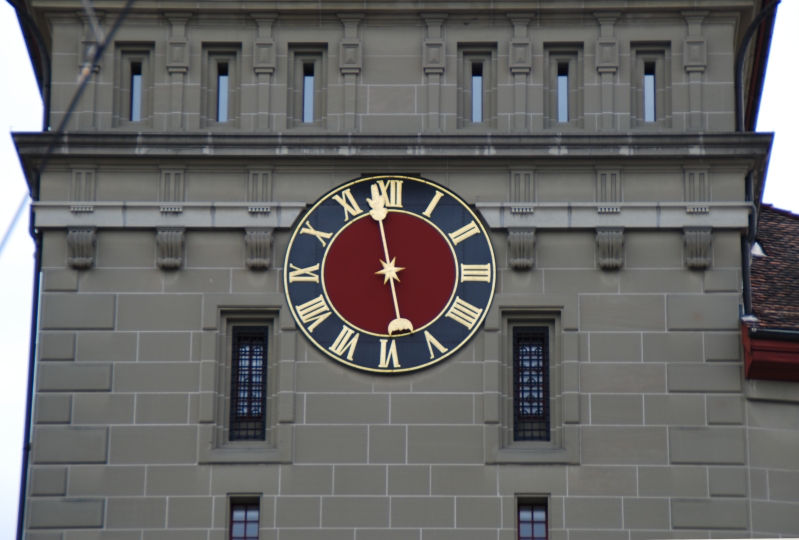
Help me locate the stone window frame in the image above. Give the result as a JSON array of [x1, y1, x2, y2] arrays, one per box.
[[630, 43, 672, 130], [112, 43, 154, 128], [200, 44, 243, 129], [457, 43, 498, 129], [199, 295, 294, 464], [543, 44, 584, 130], [287, 44, 329, 129]]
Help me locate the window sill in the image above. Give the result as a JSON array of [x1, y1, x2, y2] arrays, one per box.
[[485, 425, 579, 464], [198, 424, 293, 464]]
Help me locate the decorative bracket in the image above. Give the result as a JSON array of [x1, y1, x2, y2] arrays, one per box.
[[245, 228, 273, 270], [66, 228, 96, 269], [165, 12, 191, 73], [156, 228, 185, 269], [596, 227, 624, 269], [508, 228, 535, 270], [684, 227, 712, 269], [338, 14, 364, 75]]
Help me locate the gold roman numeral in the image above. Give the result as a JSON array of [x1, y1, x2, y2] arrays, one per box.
[[445, 297, 483, 330], [424, 331, 449, 360], [448, 221, 480, 245], [376, 180, 403, 208], [423, 191, 445, 217], [288, 263, 320, 283], [295, 295, 331, 332], [378, 339, 401, 368], [329, 325, 360, 361], [300, 221, 333, 247], [460, 263, 491, 283], [331, 189, 363, 221]]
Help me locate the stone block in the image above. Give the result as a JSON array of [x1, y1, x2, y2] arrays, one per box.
[[568, 466, 637, 496], [185, 231, 245, 268], [391, 497, 454, 528], [38, 363, 112, 392], [704, 332, 740, 362], [535, 231, 596, 269], [564, 497, 623, 529], [117, 294, 202, 331], [138, 332, 192, 361], [623, 497, 670, 529], [105, 497, 166, 529], [114, 362, 199, 393], [709, 467, 746, 496], [167, 497, 213, 528], [410, 362, 484, 393], [277, 465, 333, 496], [638, 466, 708, 497], [72, 394, 134, 425], [644, 394, 705, 426], [750, 468, 768, 499], [590, 333, 641, 362], [431, 465, 497, 495], [38, 333, 75, 361], [666, 294, 739, 330], [580, 363, 666, 393], [41, 230, 67, 268], [33, 427, 108, 464], [747, 400, 799, 430], [305, 394, 389, 424], [30, 467, 67, 496], [671, 498, 747, 529], [275, 497, 320, 528], [624, 231, 683, 269], [581, 427, 668, 465], [35, 394, 72, 424], [620, 269, 703, 294], [356, 530, 420, 540], [667, 364, 741, 393], [749, 428, 799, 470], [643, 332, 703, 363], [499, 268, 544, 295], [232, 268, 279, 294], [164, 269, 232, 293], [76, 332, 137, 362], [321, 497, 389, 527], [95, 230, 156, 268], [456, 497, 501, 528], [543, 269, 618, 294], [136, 394, 189, 424], [44, 269, 78, 291], [391, 394, 474, 425], [68, 465, 145, 496], [580, 295, 665, 331], [669, 427, 745, 464], [591, 395, 644, 425], [278, 531, 353, 540], [497, 465, 567, 496], [294, 425, 368, 464], [27, 499, 104, 529], [295, 362, 373, 393], [334, 465, 386, 495], [210, 465, 279, 495], [751, 501, 799, 534], [408, 426, 483, 464], [109, 426, 197, 464], [707, 395, 744, 424], [79, 269, 163, 293], [25, 532, 63, 540], [768, 470, 799, 502], [713, 231, 742, 268], [41, 294, 115, 330], [388, 465, 430, 495], [704, 269, 739, 292], [144, 465, 210, 496]]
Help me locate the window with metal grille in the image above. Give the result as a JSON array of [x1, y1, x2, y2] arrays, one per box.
[[229, 327, 268, 441], [230, 501, 260, 540], [513, 327, 550, 441], [518, 501, 548, 540]]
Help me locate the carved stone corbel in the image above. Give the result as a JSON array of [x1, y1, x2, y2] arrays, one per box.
[[508, 228, 535, 270], [67, 228, 96, 269], [245, 228, 273, 270], [596, 227, 624, 269], [684, 227, 712, 269], [156, 228, 185, 269]]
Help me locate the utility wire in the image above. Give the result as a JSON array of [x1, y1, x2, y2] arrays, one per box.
[[0, 195, 29, 258]]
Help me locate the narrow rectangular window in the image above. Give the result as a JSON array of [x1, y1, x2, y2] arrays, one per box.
[[230, 501, 260, 540], [519, 501, 548, 540], [303, 63, 314, 123], [513, 327, 550, 441], [130, 62, 142, 122], [229, 327, 267, 441], [472, 62, 483, 123], [557, 63, 569, 123], [644, 62, 656, 122], [217, 63, 229, 123]]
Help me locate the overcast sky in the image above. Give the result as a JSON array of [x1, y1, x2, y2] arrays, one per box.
[[0, 3, 797, 538]]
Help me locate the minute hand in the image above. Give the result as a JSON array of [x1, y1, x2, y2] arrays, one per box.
[[367, 184, 414, 335]]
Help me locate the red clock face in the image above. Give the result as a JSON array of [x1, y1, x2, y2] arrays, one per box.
[[284, 175, 496, 373]]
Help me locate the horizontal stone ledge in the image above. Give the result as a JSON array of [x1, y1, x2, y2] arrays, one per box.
[[477, 202, 751, 229], [33, 201, 306, 230], [13, 132, 773, 160]]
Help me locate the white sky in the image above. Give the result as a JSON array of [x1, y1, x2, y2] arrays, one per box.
[[0, 3, 797, 538]]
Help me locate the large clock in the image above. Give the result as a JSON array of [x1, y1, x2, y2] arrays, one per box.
[[284, 175, 496, 373]]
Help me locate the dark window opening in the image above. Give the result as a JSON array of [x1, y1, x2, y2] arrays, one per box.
[[472, 62, 483, 123], [513, 327, 550, 441], [217, 62, 229, 122], [130, 62, 142, 122], [303, 63, 314, 123], [230, 501, 260, 540], [229, 326, 267, 441], [644, 61, 656, 122], [519, 501, 548, 540], [557, 63, 569, 123]]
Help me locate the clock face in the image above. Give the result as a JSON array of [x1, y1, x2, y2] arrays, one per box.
[[284, 175, 496, 373]]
